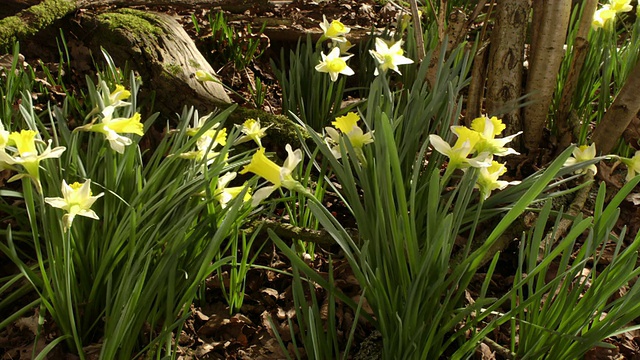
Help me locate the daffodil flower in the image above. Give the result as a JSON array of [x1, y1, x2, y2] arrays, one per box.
[[195, 70, 218, 83], [234, 118, 270, 147], [214, 172, 252, 208], [453, 116, 522, 156], [476, 161, 521, 200], [563, 143, 598, 175], [325, 112, 374, 162], [593, 5, 616, 29], [178, 134, 228, 166], [1, 122, 10, 150], [609, 0, 633, 13], [369, 37, 414, 75], [619, 150, 640, 182], [319, 15, 350, 42], [76, 105, 144, 154], [429, 133, 491, 170], [107, 84, 132, 108], [240, 145, 304, 207], [332, 112, 360, 133], [44, 179, 104, 232], [315, 47, 355, 82], [0, 130, 66, 191]]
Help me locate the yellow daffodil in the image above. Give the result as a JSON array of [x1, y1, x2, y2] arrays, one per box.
[[234, 118, 270, 147], [619, 150, 640, 182], [593, 5, 616, 29], [213, 172, 252, 208], [76, 105, 144, 154], [429, 133, 491, 171], [563, 143, 598, 175], [184, 114, 227, 146], [332, 112, 360, 133], [325, 113, 373, 162], [0, 130, 66, 191], [454, 116, 522, 156], [240, 145, 304, 206], [315, 47, 355, 82], [609, 0, 633, 13], [178, 134, 228, 166], [44, 179, 104, 232], [319, 15, 350, 42], [107, 84, 131, 108], [476, 161, 521, 200], [369, 37, 414, 75]]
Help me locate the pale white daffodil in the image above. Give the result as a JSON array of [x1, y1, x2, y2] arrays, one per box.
[[609, 0, 633, 13], [75, 105, 144, 154], [429, 133, 491, 170], [593, 5, 616, 29], [234, 118, 271, 147], [315, 47, 355, 82], [44, 179, 104, 232], [240, 145, 304, 207], [319, 15, 350, 42], [369, 37, 414, 75], [452, 116, 522, 157], [620, 150, 640, 182], [0, 130, 66, 191], [476, 161, 521, 200], [214, 172, 252, 208], [563, 143, 598, 175]]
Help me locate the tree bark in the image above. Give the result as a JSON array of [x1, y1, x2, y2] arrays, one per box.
[[591, 58, 640, 154], [523, 0, 572, 154], [555, 0, 599, 151], [485, 0, 530, 148]]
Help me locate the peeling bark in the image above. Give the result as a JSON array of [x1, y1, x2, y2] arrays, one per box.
[[485, 0, 530, 150], [523, 0, 572, 153], [591, 58, 640, 154]]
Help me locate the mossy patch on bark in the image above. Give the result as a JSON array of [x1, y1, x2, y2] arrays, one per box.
[[0, 0, 75, 50], [97, 9, 163, 40]]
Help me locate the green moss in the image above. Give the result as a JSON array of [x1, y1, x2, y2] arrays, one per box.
[[0, 0, 75, 49], [188, 59, 201, 69], [97, 10, 162, 40], [27, 0, 75, 29], [164, 63, 182, 76]]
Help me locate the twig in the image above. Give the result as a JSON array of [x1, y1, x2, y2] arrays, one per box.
[[483, 337, 516, 359], [242, 219, 359, 246]]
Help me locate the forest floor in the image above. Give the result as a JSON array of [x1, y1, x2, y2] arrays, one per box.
[[2, 0, 640, 359]]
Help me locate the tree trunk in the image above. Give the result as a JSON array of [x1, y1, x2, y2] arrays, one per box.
[[555, 0, 599, 151], [523, 0, 572, 153], [591, 58, 640, 154], [485, 0, 531, 149]]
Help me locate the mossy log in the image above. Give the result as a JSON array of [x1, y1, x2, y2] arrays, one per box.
[[83, 9, 230, 115]]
